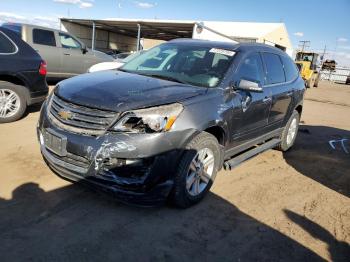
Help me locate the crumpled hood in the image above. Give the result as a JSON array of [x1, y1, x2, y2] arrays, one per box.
[[55, 70, 206, 112]]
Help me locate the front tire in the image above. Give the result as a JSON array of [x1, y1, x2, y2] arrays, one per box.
[[276, 110, 300, 152], [170, 132, 221, 208], [0, 82, 27, 123]]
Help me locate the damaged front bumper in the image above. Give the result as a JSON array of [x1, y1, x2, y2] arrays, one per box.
[[37, 103, 196, 206]]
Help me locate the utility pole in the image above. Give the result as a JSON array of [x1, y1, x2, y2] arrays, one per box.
[[321, 45, 327, 62], [321, 45, 326, 57], [298, 40, 310, 53]]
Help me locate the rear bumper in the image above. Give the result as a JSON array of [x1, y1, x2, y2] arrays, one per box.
[[28, 91, 48, 105], [27, 83, 49, 105], [19, 71, 49, 105]]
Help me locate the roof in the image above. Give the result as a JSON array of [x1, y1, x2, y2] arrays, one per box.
[[169, 38, 239, 49], [61, 18, 195, 40], [2, 22, 67, 34], [169, 38, 288, 55]]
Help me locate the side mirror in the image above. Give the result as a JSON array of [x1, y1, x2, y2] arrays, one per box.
[[81, 44, 88, 54], [235, 79, 263, 93]]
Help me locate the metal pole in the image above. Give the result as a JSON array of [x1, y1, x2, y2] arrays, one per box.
[[194, 22, 238, 43], [92, 21, 96, 50], [136, 24, 141, 51]]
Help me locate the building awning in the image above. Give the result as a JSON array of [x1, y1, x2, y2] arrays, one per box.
[[60, 18, 195, 40]]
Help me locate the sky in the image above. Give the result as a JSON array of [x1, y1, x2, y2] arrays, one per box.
[[1, 0, 350, 66]]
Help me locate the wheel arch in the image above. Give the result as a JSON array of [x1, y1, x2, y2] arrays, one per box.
[[295, 104, 303, 116], [203, 124, 227, 146], [0, 74, 31, 104]]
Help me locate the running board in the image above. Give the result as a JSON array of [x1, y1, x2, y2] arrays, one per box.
[[223, 138, 281, 171]]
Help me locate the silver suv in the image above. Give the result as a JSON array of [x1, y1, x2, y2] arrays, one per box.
[[2, 23, 114, 80]]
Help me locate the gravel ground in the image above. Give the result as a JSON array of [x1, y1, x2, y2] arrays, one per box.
[[0, 81, 349, 261]]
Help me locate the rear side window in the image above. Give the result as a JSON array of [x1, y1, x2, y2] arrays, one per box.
[[281, 55, 299, 82], [0, 32, 17, 54], [236, 52, 265, 84], [33, 29, 56, 46], [262, 53, 286, 84]]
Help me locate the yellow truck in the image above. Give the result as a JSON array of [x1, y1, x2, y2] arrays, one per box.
[[295, 52, 320, 88]]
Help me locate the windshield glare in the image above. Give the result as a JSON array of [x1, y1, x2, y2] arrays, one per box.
[[121, 43, 235, 88]]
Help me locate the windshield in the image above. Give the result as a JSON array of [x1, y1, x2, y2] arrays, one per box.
[[121, 43, 235, 88], [122, 50, 146, 63]]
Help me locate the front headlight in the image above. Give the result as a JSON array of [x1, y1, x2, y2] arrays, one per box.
[[112, 103, 183, 133]]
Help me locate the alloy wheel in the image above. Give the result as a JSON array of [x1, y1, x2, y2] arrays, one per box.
[[186, 148, 215, 196], [0, 89, 20, 118], [286, 117, 297, 145]]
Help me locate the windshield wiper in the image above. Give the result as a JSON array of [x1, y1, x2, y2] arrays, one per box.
[[143, 74, 189, 85], [117, 68, 128, 72]]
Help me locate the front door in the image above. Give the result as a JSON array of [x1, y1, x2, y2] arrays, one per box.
[[58, 32, 84, 77], [230, 52, 272, 145]]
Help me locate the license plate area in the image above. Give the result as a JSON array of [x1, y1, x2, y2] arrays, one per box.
[[43, 128, 67, 157]]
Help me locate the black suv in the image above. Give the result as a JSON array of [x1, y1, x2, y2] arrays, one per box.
[[38, 39, 304, 207], [0, 27, 48, 123]]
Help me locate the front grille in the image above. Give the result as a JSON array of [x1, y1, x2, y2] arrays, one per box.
[[49, 94, 118, 135], [42, 145, 90, 174], [50, 150, 90, 169]]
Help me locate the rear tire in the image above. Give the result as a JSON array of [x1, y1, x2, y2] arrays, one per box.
[[275, 110, 300, 152], [0, 82, 27, 123], [170, 132, 221, 208]]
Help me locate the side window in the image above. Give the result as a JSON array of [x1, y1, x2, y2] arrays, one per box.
[[262, 53, 286, 84], [0, 32, 16, 54], [59, 33, 81, 49], [237, 52, 264, 84], [33, 29, 56, 46], [281, 55, 299, 82]]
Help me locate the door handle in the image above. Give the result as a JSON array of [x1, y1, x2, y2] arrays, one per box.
[[263, 96, 272, 103], [64, 53, 71, 56], [286, 92, 293, 96]]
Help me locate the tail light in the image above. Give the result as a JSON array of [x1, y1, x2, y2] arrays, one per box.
[[39, 61, 47, 75]]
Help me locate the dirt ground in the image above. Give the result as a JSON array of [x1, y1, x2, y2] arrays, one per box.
[[0, 81, 349, 261]]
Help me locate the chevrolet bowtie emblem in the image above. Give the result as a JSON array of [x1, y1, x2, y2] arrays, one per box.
[[58, 110, 73, 120]]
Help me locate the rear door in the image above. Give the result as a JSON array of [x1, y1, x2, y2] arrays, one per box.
[[30, 28, 62, 78], [231, 52, 272, 144], [261, 53, 293, 130]]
